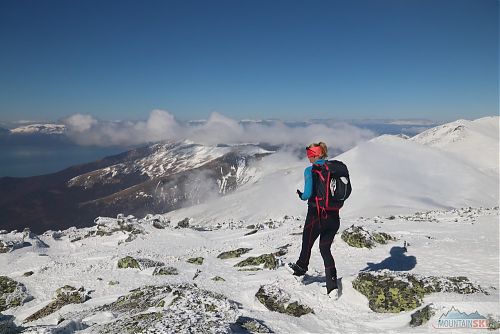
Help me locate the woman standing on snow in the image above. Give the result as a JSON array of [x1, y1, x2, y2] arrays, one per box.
[[289, 142, 341, 295]]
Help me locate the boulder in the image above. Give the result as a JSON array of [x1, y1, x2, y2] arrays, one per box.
[[211, 276, 225, 282], [90, 284, 239, 333], [341, 225, 396, 248], [352, 272, 423, 313], [255, 284, 313, 317], [233, 316, 273, 333], [353, 271, 488, 313], [177, 218, 190, 228], [410, 304, 435, 327], [117, 256, 140, 269], [187, 257, 204, 265], [0, 276, 33, 312], [234, 254, 277, 270], [153, 266, 179, 276], [24, 286, 90, 323], [117, 256, 164, 270], [217, 248, 252, 259]]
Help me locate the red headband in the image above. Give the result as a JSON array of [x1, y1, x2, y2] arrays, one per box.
[[306, 146, 323, 158]]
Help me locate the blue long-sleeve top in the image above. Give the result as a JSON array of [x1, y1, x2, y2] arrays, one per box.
[[300, 159, 326, 200]]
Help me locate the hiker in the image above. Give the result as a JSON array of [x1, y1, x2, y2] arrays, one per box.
[[289, 142, 343, 295]]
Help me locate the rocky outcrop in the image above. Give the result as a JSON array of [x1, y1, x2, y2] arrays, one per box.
[[187, 257, 204, 265], [353, 271, 488, 313], [24, 286, 90, 323], [255, 284, 313, 317], [153, 266, 179, 276], [233, 316, 273, 333], [217, 248, 252, 259], [85, 284, 240, 333], [0, 229, 48, 254], [234, 254, 277, 270], [410, 304, 435, 327], [341, 225, 396, 248], [0, 276, 33, 312], [117, 256, 164, 270]]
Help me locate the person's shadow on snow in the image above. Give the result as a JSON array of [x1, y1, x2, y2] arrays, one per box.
[[362, 246, 416, 272]]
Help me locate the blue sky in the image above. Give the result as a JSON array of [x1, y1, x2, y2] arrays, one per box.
[[0, 0, 497, 122]]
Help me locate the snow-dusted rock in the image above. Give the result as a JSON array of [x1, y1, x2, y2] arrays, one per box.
[[0, 276, 33, 312], [255, 284, 313, 317]]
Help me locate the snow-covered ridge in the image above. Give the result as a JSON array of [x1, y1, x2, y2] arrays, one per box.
[[10, 123, 66, 135], [165, 116, 499, 225], [67, 141, 272, 189], [410, 116, 499, 174]]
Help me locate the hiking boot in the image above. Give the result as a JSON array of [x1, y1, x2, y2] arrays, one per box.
[[326, 268, 338, 294], [288, 262, 307, 276]]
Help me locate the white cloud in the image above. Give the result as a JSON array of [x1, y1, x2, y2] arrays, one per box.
[[63, 114, 98, 132], [61, 110, 375, 153]]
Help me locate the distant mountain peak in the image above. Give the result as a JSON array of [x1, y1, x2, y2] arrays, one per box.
[[10, 123, 66, 135]]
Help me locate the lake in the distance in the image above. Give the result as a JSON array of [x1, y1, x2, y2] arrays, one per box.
[[0, 136, 127, 177]]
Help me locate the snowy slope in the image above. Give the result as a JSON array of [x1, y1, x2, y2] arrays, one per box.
[[165, 117, 499, 224], [410, 116, 499, 175], [1, 208, 498, 333]]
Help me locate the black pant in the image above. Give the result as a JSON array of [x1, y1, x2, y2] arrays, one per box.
[[296, 206, 340, 273]]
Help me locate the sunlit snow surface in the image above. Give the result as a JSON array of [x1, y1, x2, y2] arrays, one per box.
[[1, 116, 498, 333]]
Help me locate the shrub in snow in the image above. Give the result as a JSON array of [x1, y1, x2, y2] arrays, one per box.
[[217, 247, 252, 259], [0, 276, 33, 312], [255, 284, 313, 317]]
